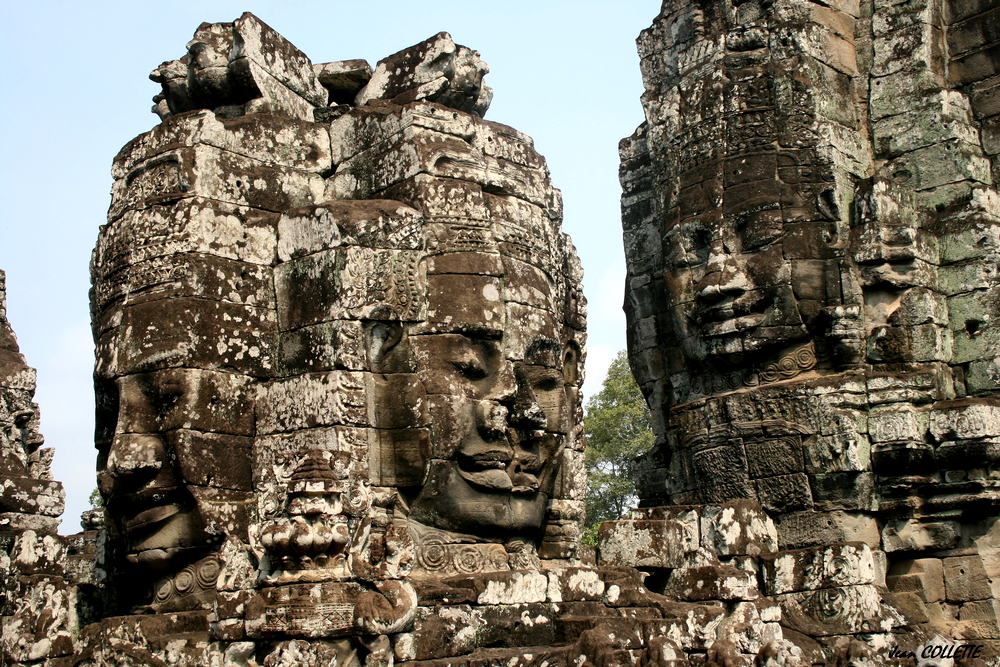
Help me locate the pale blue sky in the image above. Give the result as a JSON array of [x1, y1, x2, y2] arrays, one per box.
[[0, 1, 655, 528]]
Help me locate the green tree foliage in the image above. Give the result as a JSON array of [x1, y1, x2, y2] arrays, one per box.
[[88, 487, 103, 508], [581, 350, 654, 545]]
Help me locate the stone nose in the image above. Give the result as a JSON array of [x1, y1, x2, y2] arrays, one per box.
[[697, 242, 748, 304], [475, 401, 510, 441], [488, 359, 517, 404], [511, 367, 547, 432], [100, 433, 169, 497]]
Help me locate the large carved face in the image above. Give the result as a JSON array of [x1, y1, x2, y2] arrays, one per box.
[[662, 212, 805, 368], [385, 262, 577, 540], [94, 301, 258, 578]]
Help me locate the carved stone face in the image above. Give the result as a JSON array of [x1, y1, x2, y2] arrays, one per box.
[[396, 266, 574, 539], [663, 213, 804, 368], [96, 366, 254, 573]]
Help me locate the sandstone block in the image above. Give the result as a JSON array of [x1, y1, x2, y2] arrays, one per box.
[[278, 319, 367, 374], [868, 404, 926, 443], [275, 247, 424, 328], [276, 200, 422, 262], [872, 22, 944, 78], [878, 139, 992, 193], [870, 67, 946, 121], [1, 575, 76, 662], [314, 60, 372, 105], [231, 13, 327, 107], [663, 565, 758, 601], [887, 558, 946, 602], [0, 477, 64, 518], [8, 530, 66, 577], [810, 472, 876, 511], [245, 582, 361, 638], [98, 297, 277, 377], [945, 555, 997, 602], [256, 371, 368, 434], [803, 431, 872, 473], [440, 571, 549, 605], [545, 567, 606, 602], [113, 368, 255, 437], [597, 512, 700, 568], [873, 91, 979, 159], [882, 518, 960, 552], [168, 430, 253, 491], [367, 428, 430, 487], [777, 584, 893, 636], [329, 104, 478, 164], [476, 603, 562, 648], [112, 111, 332, 178], [332, 125, 555, 213], [957, 598, 1000, 635], [701, 501, 778, 556], [639, 605, 727, 650], [755, 473, 813, 513], [776, 511, 881, 550], [397, 605, 483, 661], [762, 543, 875, 595], [94, 199, 279, 273], [713, 600, 782, 655], [109, 145, 326, 222], [355, 33, 491, 116]]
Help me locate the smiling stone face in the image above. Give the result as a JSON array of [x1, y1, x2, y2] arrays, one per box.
[[662, 213, 806, 369], [622, 0, 1000, 653], [403, 281, 572, 538]]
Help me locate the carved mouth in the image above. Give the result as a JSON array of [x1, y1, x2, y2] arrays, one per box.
[[457, 434, 543, 495], [112, 487, 189, 536], [696, 307, 766, 338], [697, 304, 736, 324], [125, 503, 182, 533], [459, 468, 515, 490]]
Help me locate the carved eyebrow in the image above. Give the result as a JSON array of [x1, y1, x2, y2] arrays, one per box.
[[525, 338, 561, 366], [526, 338, 559, 355], [412, 323, 504, 339]]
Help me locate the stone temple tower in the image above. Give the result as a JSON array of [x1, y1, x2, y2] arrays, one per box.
[[619, 0, 1000, 661]]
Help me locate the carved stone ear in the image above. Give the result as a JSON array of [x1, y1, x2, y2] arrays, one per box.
[[562, 342, 581, 386], [366, 320, 414, 373]]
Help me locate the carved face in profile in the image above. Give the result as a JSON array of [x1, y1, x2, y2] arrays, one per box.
[[374, 261, 579, 540], [662, 212, 805, 368], [95, 326, 256, 576]]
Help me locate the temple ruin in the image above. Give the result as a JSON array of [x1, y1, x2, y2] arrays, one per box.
[[620, 0, 1000, 662], [0, 2, 999, 665]]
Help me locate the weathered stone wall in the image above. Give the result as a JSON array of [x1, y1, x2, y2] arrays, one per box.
[[621, 0, 1000, 661], [0, 270, 74, 664]]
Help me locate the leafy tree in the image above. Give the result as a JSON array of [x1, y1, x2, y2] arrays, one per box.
[[88, 487, 103, 508], [581, 350, 654, 545]]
